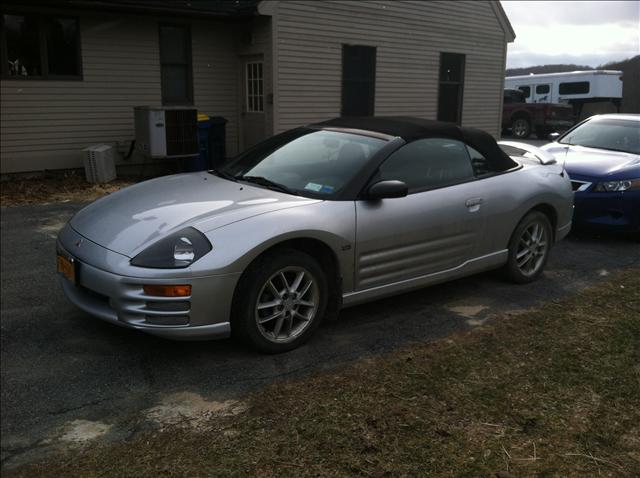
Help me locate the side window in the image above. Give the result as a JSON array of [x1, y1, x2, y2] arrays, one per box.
[[559, 81, 590, 95], [517, 85, 531, 98], [536, 84, 550, 94], [378, 138, 474, 193], [466, 146, 490, 176]]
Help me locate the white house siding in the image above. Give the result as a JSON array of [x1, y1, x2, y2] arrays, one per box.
[[191, 20, 241, 157], [273, 0, 509, 137], [0, 11, 241, 174]]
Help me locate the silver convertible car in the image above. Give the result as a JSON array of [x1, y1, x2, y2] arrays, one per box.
[[57, 117, 573, 353]]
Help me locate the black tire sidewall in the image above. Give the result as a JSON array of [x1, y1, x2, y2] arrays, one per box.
[[505, 211, 552, 284], [231, 248, 328, 353]]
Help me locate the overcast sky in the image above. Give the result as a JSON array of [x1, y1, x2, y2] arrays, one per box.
[[500, 1, 640, 68]]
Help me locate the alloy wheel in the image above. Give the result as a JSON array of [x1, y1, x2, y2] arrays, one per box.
[[254, 267, 319, 343], [515, 222, 548, 276], [512, 118, 530, 138]]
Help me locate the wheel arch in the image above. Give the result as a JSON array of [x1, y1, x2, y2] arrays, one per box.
[[232, 236, 344, 318], [523, 203, 558, 240]]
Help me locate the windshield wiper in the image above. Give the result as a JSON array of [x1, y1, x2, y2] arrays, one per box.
[[239, 176, 295, 195], [209, 168, 238, 182]]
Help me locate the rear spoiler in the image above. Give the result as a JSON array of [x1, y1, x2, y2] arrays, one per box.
[[497, 141, 557, 165]]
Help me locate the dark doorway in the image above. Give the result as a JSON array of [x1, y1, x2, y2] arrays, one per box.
[[437, 52, 465, 124], [342, 44, 376, 116]]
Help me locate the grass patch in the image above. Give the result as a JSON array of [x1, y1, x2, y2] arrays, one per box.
[[7, 270, 640, 477], [0, 171, 134, 207]]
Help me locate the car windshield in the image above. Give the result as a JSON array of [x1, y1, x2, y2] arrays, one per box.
[[559, 118, 640, 154], [221, 129, 387, 198]]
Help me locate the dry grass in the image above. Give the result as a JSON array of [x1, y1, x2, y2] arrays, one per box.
[[5, 270, 640, 477], [0, 172, 135, 207]]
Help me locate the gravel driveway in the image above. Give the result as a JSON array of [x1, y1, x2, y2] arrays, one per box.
[[1, 202, 638, 467]]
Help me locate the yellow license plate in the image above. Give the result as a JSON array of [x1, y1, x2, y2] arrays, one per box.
[[57, 254, 76, 284]]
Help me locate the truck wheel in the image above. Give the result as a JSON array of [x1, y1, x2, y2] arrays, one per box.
[[512, 118, 531, 139]]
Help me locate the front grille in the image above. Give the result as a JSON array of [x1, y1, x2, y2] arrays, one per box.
[[145, 301, 191, 312]]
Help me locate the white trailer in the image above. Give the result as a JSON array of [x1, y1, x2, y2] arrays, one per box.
[[504, 70, 623, 119]]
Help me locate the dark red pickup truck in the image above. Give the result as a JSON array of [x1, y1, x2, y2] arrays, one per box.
[[502, 89, 574, 139]]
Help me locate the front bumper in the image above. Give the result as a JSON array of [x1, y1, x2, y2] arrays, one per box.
[[57, 241, 240, 340], [573, 189, 640, 231]]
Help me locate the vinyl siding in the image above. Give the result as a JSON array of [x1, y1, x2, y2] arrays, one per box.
[[0, 11, 241, 174], [273, 0, 508, 137]]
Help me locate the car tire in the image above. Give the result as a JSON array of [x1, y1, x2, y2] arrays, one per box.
[[231, 248, 328, 354], [511, 117, 531, 139], [504, 211, 553, 284]]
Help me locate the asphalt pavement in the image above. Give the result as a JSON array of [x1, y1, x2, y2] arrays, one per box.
[[1, 201, 638, 468]]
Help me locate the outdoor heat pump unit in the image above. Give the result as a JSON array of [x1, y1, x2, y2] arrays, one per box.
[[134, 106, 199, 159], [82, 144, 117, 183]]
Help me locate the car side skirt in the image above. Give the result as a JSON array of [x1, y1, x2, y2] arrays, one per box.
[[341, 249, 509, 307]]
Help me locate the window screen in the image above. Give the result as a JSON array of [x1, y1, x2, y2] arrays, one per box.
[[246, 62, 264, 113], [559, 81, 590, 95], [159, 25, 193, 105], [437, 53, 465, 124], [1, 13, 80, 78], [379, 138, 474, 193], [342, 44, 376, 116]]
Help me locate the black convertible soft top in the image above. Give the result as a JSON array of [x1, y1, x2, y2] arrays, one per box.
[[315, 116, 518, 172]]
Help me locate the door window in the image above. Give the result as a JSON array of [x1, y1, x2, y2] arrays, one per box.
[[246, 61, 264, 112], [378, 138, 474, 193]]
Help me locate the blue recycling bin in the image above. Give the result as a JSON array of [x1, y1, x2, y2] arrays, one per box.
[[185, 113, 227, 171]]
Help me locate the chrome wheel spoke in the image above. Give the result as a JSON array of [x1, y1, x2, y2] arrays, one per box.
[[272, 314, 285, 337], [290, 271, 305, 293], [279, 271, 290, 290], [257, 299, 282, 310], [296, 299, 315, 308], [258, 310, 283, 324], [298, 280, 313, 298], [267, 280, 282, 298]]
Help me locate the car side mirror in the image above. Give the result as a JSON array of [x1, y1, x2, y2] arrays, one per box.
[[366, 180, 408, 200], [547, 132, 561, 142]]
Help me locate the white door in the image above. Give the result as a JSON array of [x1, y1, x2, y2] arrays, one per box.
[[240, 58, 265, 150]]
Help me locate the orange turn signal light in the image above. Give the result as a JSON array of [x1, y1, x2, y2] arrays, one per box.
[[143, 284, 192, 297]]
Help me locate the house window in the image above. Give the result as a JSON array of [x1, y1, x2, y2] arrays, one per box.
[[159, 24, 193, 105], [0, 13, 81, 79], [437, 52, 465, 124], [559, 81, 590, 95], [342, 44, 376, 116], [246, 61, 264, 113]]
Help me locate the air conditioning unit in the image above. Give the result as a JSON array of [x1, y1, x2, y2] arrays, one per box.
[[82, 144, 116, 183], [134, 106, 198, 159]]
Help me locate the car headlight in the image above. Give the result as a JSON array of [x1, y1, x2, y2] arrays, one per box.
[[130, 227, 212, 268], [594, 178, 640, 192]]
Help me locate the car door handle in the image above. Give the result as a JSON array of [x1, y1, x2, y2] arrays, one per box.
[[465, 198, 483, 207]]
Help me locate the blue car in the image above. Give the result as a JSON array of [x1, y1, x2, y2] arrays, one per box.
[[542, 114, 639, 233]]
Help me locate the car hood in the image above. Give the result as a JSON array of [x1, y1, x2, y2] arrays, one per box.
[[541, 143, 640, 179], [70, 172, 320, 257]]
